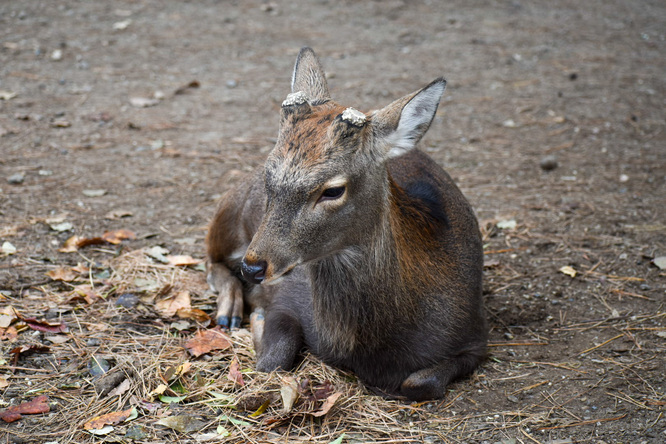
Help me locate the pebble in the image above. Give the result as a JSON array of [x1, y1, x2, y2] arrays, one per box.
[[7, 173, 25, 184], [540, 155, 559, 171]]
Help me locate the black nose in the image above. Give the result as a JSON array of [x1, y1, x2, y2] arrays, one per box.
[[241, 259, 268, 284]]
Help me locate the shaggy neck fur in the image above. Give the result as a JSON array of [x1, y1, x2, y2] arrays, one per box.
[[307, 175, 420, 357]]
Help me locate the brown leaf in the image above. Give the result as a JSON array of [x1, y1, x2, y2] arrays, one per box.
[[0, 326, 18, 341], [59, 235, 106, 253], [0, 395, 50, 423], [18, 315, 68, 333], [68, 284, 102, 305], [107, 379, 131, 398], [185, 327, 231, 357], [83, 407, 133, 430], [46, 266, 79, 282], [0, 306, 19, 328], [280, 376, 299, 413], [176, 308, 211, 323], [102, 229, 136, 245], [156, 291, 191, 318], [311, 392, 343, 417], [227, 358, 245, 387], [166, 255, 201, 267]]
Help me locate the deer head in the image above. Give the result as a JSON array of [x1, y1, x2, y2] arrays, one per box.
[[241, 47, 446, 285]]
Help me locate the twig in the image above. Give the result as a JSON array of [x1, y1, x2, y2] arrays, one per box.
[[577, 334, 624, 356], [537, 413, 628, 431]]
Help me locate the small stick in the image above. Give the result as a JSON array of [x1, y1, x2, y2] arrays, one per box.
[[537, 413, 627, 431], [606, 391, 654, 411], [577, 333, 624, 356], [611, 289, 653, 301], [520, 426, 544, 444], [510, 380, 550, 395]]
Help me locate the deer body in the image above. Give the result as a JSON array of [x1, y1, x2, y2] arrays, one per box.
[[207, 48, 486, 400]]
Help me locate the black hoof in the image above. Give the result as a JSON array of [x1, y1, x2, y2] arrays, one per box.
[[217, 316, 230, 329], [230, 316, 242, 329]]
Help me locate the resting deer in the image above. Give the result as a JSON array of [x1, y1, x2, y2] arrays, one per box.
[[206, 48, 487, 400]]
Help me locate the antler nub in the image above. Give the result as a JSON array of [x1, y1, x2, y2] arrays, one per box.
[[341, 107, 366, 126], [282, 91, 310, 107]]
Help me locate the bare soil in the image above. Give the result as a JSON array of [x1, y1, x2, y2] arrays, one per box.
[[0, 1, 664, 443]]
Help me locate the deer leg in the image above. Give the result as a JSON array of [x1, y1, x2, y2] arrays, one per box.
[[400, 351, 484, 401], [255, 308, 303, 372], [207, 262, 243, 329]]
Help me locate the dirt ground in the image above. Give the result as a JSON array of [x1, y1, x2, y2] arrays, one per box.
[[1, 0, 664, 443]]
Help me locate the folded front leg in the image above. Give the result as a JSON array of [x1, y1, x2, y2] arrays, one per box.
[[255, 308, 303, 372], [207, 262, 244, 329]]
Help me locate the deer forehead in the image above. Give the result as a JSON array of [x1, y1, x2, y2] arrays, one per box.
[[268, 104, 369, 186]]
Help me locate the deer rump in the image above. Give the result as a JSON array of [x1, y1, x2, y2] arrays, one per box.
[[206, 48, 487, 401]]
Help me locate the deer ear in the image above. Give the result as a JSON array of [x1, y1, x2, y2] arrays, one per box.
[[291, 47, 330, 102], [372, 78, 446, 158]]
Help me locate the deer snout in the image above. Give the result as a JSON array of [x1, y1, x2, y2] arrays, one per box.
[[241, 258, 268, 285]]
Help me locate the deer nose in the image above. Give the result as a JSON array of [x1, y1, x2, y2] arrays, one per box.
[[241, 259, 268, 284]]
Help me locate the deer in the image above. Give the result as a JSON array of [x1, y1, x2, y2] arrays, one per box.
[[206, 48, 487, 401]]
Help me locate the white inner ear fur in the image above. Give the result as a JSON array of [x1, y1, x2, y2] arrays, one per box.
[[386, 81, 446, 158]]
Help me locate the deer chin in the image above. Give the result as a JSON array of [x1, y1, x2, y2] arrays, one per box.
[[262, 263, 298, 285]]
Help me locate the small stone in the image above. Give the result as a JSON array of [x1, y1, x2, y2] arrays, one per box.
[[226, 79, 238, 88], [51, 49, 62, 61], [7, 173, 25, 184], [116, 293, 139, 308], [540, 155, 558, 171]]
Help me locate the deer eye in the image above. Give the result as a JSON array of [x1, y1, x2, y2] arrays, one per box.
[[318, 186, 346, 203]]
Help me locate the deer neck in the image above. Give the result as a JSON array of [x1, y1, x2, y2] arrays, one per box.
[[307, 182, 413, 355]]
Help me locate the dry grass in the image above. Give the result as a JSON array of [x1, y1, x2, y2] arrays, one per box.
[[1, 240, 663, 443]]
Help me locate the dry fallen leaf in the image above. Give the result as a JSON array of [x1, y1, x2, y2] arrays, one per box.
[[59, 235, 104, 253], [156, 291, 191, 318], [653, 256, 666, 270], [0, 306, 19, 328], [311, 392, 343, 417], [0, 326, 19, 341], [166, 255, 201, 267], [0, 90, 17, 100], [280, 376, 299, 413], [69, 284, 102, 305], [176, 308, 211, 324], [107, 379, 131, 398], [1, 241, 17, 255], [156, 415, 205, 433], [227, 358, 245, 387], [102, 229, 136, 244], [46, 266, 78, 282], [559, 265, 577, 278], [185, 327, 232, 357], [0, 395, 50, 423], [84, 407, 134, 430], [18, 315, 68, 334]]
